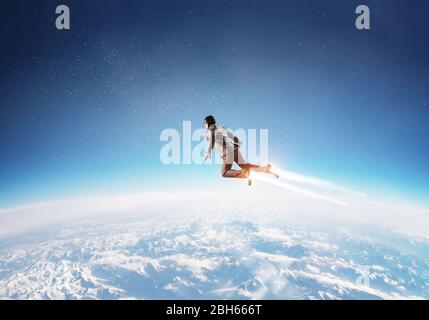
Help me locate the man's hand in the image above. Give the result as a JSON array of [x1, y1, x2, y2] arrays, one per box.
[[204, 153, 211, 162]]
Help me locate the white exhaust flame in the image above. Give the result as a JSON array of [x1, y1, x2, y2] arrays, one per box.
[[253, 174, 349, 206], [270, 167, 366, 198]]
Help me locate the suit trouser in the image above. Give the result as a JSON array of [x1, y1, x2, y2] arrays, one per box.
[[221, 147, 259, 178]]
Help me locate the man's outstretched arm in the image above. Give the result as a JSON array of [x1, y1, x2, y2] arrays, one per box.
[[205, 128, 215, 161]]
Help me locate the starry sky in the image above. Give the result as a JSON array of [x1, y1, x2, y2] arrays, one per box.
[[1, 0, 428, 208]]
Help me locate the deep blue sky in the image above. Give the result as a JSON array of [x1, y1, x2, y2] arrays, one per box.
[[1, 0, 428, 207]]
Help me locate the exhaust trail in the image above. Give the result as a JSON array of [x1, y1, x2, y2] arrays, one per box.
[[253, 174, 349, 207], [272, 168, 365, 198]]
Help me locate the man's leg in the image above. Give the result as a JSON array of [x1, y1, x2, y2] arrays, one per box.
[[221, 149, 247, 178], [221, 165, 246, 178], [234, 148, 259, 171]]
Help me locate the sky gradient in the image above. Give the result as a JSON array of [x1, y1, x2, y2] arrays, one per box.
[[1, 0, 428, 208]]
